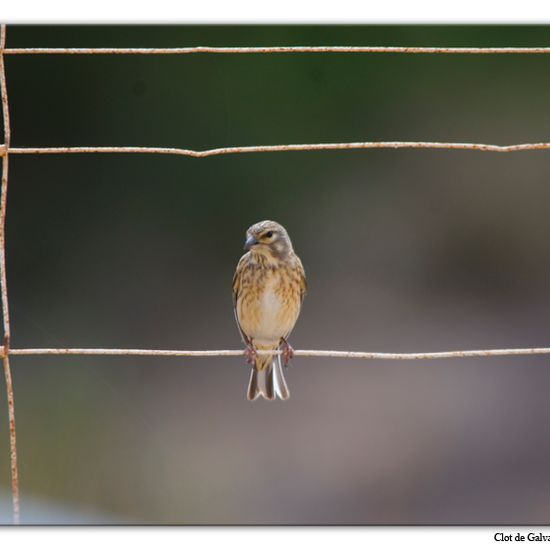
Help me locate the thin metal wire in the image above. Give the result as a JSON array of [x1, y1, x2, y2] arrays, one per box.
[[0, 159, 10, 332], [0, 24, 19, 526], [0, 35, 11, 345], [2, 355, 18, 521], [3, 141, 550, 158], [8, 347, 550, 360], [4, 46, 550, 55]]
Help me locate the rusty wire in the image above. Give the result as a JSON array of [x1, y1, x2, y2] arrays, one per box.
[[1, 141, 550, 157], [4, 45, 550, 55], [6, 347, 550, 360], [0, 23, 19, 526], [3, 26, 550, 527]]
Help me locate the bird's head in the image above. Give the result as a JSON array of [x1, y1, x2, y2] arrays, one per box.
[[244, 220, 294, 260]]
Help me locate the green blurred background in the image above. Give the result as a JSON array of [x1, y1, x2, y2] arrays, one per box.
[[2, 24, 550, 524]]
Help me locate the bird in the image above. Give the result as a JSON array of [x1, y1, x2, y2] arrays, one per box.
[[232, 220, 307, 400]]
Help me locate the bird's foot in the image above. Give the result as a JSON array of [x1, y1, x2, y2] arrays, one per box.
[[281, 339, 294, 366], [244, 343, 258, 365]]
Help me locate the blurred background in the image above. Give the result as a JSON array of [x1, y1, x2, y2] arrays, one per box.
[[1, 24, 550, 524]]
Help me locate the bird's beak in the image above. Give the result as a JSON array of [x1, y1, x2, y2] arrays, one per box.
[[244, 234, 259, 251]]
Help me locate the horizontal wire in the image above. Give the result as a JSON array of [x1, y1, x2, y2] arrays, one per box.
[[2, 142, 550, 158], [7, 347, 550, 360], [4, 46, 550, 55]]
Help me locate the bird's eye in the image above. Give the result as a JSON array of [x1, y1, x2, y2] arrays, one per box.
[[265, 231, 274, 238]]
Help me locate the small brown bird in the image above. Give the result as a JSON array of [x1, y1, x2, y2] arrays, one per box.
[[233, 220, 307, 400]]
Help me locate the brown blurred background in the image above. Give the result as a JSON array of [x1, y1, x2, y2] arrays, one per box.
[[1, 25, 550, 524]]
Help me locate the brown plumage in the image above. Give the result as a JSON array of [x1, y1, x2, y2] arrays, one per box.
[[232, 220, 307, 400]]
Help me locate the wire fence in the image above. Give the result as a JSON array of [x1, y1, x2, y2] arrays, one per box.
[[2, 24, 550, 525]]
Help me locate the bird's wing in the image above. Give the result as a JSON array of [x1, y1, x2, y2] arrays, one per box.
[[232, 253, 251, 345], [280, 255, 307, 342], [296, 255, 307, 304]]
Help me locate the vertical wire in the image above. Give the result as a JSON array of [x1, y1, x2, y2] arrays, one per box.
[[0, 23, 19, 525]]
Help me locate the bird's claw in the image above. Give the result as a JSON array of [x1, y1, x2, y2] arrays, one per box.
[[244, 343, 257, 365], [281, 339, 294, 366]]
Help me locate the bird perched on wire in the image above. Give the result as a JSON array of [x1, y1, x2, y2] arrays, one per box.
[[233, 220, 307, 400]]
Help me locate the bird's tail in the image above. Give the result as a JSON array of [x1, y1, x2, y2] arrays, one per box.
[[247, 352, 289, 401]]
